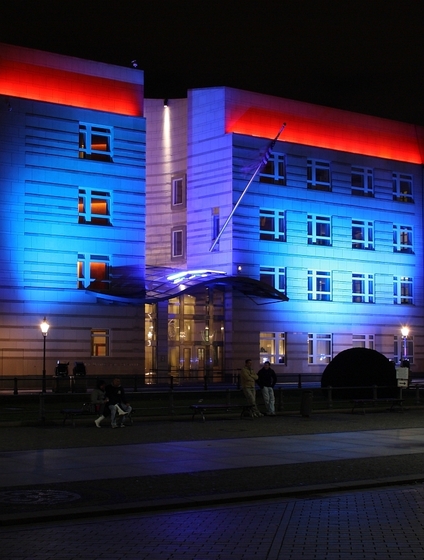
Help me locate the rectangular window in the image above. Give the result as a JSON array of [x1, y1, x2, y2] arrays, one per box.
[[212, 210, 220, 247], [172, 175, 186, 207], [259, 154, 286, 185], [91, 329, 109, 357], [394, 335, 414, 364], [259, 209, 286, 241], [351, 167, 373, 196], [77, 254, 110, 291], [79, 123, 113, 162], [352, 220, 374, 250], [172, 228, 185, 259], [260, 266, 286, 293], [308, 270, 331, 301], [393, 225, 413, 253], [307, 215, 331, 246], [352, 334, 375, 349], [393, 172, 413, 203], [352, 273, 374, 303], [260, 332, 286, 364], [307, 160, 331, 191], [393, 276, 413, 305], [78, 189, 111, 225], [308, 333, 332, 364]]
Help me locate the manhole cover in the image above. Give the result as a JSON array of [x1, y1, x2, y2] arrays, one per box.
[[0, 489, 81, 505]]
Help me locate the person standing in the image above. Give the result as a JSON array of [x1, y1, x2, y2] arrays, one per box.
[[91, 379, 109, 428], [105, 377, 132, 428], [240, 359, 263, 417], [257, 361, 277, 416]]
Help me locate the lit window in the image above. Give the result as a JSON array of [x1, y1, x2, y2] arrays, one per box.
[[352, 220, 374, 250], [260, 209, 286, 241], [172, 175, 186, 207], [308, 333, 332, 364], [259, 154, 286, 185], [77, 254, 110, 291], [307, 215, 331, 245], [352, 334, 374, 349], [351, 167, 373, 196], [308, 270, 331, 301], [79, 123, 113, 162], [393, 172, 413, 203], [352, 273, 374, 303], [78, 189, 111, 225], [260, 266, 286, 293], [393, 276, 413, 305], [260, 332, 286, 364], [91, 329, 109, 357], [393, 225, 413, 253], [172, 228, 185, 259], [307, 160, 331, 191]]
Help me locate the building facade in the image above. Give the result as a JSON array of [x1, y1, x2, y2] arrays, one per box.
[[145, 87, 424, 379], [0, 43, 146, 380]]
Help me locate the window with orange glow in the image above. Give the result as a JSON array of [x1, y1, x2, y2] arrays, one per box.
[[78, 189, 111, 225], [77, 254, 110, 291], [79, 123, 113, 162]]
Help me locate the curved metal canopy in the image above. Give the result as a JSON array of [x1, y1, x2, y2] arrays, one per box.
[[87, 265, 289, 305]]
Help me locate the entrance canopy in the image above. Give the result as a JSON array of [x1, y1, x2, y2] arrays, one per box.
[[87, 265, 289, 305]]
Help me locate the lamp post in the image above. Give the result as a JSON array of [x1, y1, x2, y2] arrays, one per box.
[[40, 317, 49, 393], [401, 326, 409, 362]]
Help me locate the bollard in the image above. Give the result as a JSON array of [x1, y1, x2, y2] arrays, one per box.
[[300, 390, 313, 417]]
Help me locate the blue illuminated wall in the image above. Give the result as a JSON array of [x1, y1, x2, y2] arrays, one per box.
[[0, 44, 146, 378], [146, 87, 424, 376]]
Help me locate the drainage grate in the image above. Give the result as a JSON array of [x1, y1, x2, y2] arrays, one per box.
[[0, 489, 81, 505]]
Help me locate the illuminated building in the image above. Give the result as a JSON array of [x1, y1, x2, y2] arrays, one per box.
[[1, 41, 423, 382], [145, 88, 424, 377], [0, 43, 146, 378]]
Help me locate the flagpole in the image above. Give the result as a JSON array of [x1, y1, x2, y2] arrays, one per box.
[[209, 123, 286, 252]]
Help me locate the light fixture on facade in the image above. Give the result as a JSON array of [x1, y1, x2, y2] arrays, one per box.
[[164, 98, 168, 107]]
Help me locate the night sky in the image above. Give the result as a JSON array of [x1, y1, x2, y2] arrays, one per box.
[[1, 0, 424, 124]]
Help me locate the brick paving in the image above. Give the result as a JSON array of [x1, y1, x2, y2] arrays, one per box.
[[2, 484, 424, 559]]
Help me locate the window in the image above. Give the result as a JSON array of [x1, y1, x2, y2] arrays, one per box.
[[77, 254, 110, 291], [352, 220, 374, 250], [393, 172, 413, 203], [172, 228, 185, 259], [308, 333, 332, 364], [352, 273, 374, 303], [308, 270, 331, 301], [91, 329, 109, 357], [79, 123, 113, 162], [172, 175, 186, 207], [260, 332, 286, 364], [211, 208, 220, 247], [394, 276, 413, 305], [259, 154, 286, 185], [307, 160, 331, 191], [78, 189, 111, 225], [393, 225, 413, 253], [307, 215, 331, 246], [260, 209, 286, 241], [394, 335, 414, 364], [351, 167, 373, 196], [352, 334, 374, 349], [260, 266, 286, 293]]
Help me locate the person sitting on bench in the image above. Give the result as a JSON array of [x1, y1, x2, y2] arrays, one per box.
[[105, 377, 132, 428]]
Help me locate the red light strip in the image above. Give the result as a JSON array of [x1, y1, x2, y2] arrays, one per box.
[[0, 60, 143, 116], [226, 106, 424, 164]]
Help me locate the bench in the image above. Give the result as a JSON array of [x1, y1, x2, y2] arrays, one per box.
[[190, 403, 255, 421], [351, 398, 404, 414], [61, 403, 134, 426]]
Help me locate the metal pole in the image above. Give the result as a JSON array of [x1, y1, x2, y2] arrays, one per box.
[[42, 334, 46, 393]]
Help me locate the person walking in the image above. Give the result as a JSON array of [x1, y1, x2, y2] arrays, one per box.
[[91, 379, 109, 428], [257, 361, 277, 416], [240, 359, 263, 417]]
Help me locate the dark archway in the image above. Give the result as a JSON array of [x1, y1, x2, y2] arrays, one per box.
[[321, 347, 397, 398]]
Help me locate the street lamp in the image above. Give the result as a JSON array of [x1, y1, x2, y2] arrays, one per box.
[[40, 317, 49, 393], [401, 326, 409, 362]]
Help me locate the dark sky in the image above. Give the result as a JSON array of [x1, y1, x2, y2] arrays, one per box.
[[2, 0, 424, 124]]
